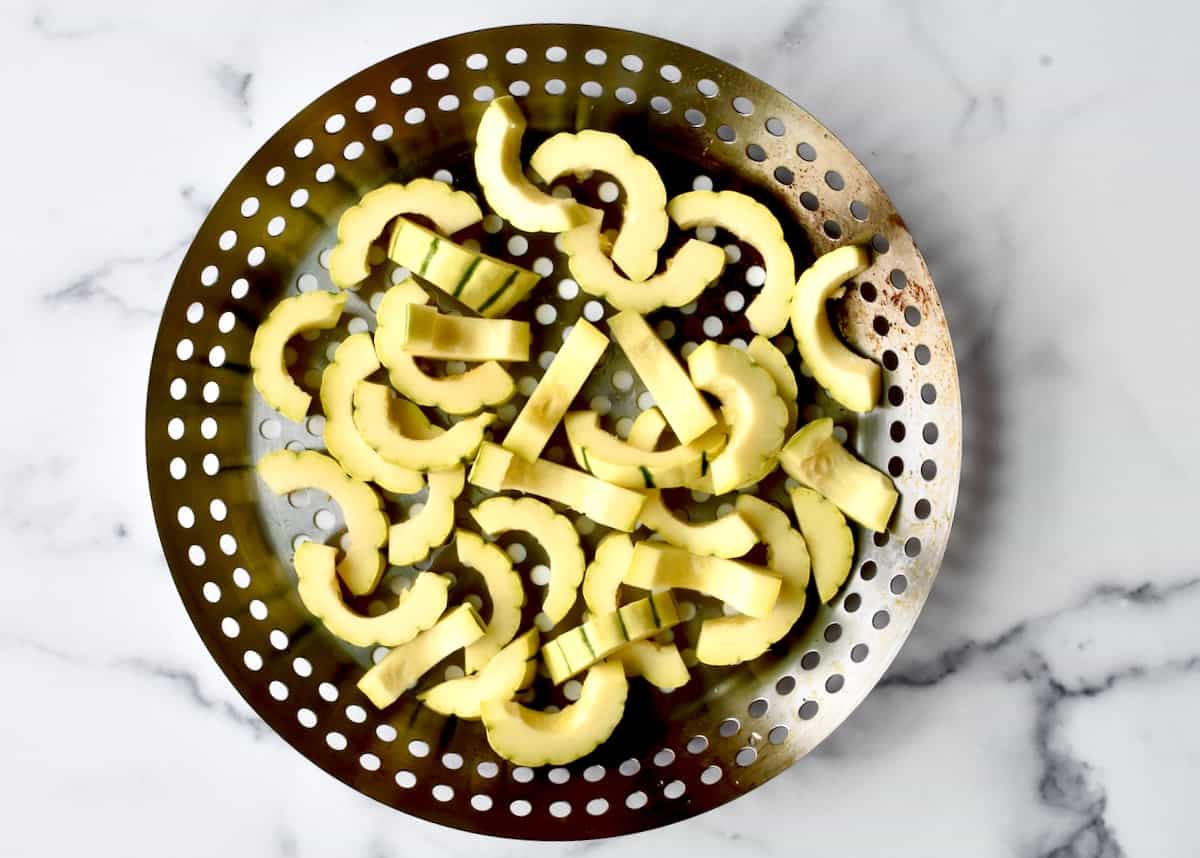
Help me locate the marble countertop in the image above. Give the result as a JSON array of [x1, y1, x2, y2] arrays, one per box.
[[4, 0, 1198, 855]]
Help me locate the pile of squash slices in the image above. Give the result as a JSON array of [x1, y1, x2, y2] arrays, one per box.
[[249, 96, 899, 767]]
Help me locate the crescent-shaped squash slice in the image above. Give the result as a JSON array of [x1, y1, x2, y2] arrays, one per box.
[[626, 407, 668, 451], [625, 542, 781, 619], [388, 216, 540, 317], [616, 641, 690, 689], [668, 189, 796, 336], [250, 291, 346, 422], [779, 417, 898, 532], [638, 490, 758, 558], [357, 604, 486, 709], [374, 279, 515, 414], [530, 129, 668, 281], [562, 207, 725, 314], [608, 310, 717, 444], [480, 661, 628, 766], [352, 381, 494, 471], [474, 96, 588, 233], [329, 178, 482, 289], [320, 334, 423, 494], [541, 592, 680, 684], [696, 495, 810, 665], [470, 497, 584, 625], [388, 467, 465, 566], [419, 629, 538, 719], [392, 304, 530, 362], [789, 485, 855, 603], [294, 542, 450, 647], [456, 529, 525, 673], [257, 449, 387, 595], [502, 319, 608, 462], [468, 442, 646, 533], [789, 245, 879, 412], [564, 411, 725, 490], [686, 342, 788, 494], [746, 335, 799, 436]]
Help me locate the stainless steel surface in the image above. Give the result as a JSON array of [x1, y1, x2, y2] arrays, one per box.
[[145, 23, 962, 839]]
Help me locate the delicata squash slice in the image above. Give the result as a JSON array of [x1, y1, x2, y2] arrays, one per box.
[[387, 217, 540, 317], [419, 628, 539, 720], [480, 660, 628, 767], [328, 178, 482, 289], [474, 96, 588, 233], [530, 129, 668, 282], [374, 279, 515, 414], [257, 449, 387, 596], [638, 490, 759, 558], [541, 591, 681, 684], [668, 189, 796, 336], [352, 381, 494, 471], [562, 207, 725, 314], [294, 542, 450, 647], [470, 496, 585, 625], [388, 467, 465, 566], [455, 529, 526, 673], [790, 485, 854, 604], [564, 411, 725, 490], [392, 304, 530, 363], [250, 291, 346, 422], [626, 542, 781, 619], [746, 335, 800, 436]]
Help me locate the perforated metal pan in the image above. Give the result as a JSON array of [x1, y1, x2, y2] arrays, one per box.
[[145, 23, 961, 839]]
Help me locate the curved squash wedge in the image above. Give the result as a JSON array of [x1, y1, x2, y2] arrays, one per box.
[[563, 207, 725, 314], [608, 310, 717, 444], [419, 629, 538, 719], [257, 449, 387, 595], [392, 303, 530, 363], [329, 178, 482, 289], [779, 417, 898, 532], [542, 592, 680, 684], [626, 542, 781, 618], [616, 641, 690, 689], [480, 661, 628, 766], [697, 495, 810, 665], [456, 529, 525, 673], [469, 442, 646, 532], [474, 96, 587, 233], [668, 189, 795, 336], [352, 381, 494, 471], [357, 604, 486, 708], [530, 129, 668, 281], [320, 334, 424, 494], [375, 279, 515, 414], [250, 291, 346, 422], [789, 245, 879, 412], [388, 467, 465, 566], [627, 407, 668, 451], [470, 496, 584, 625], [388, 216, 540, 316], [789, 485, 855, 603], [294, 542, 449, 647], [686, 342, 788, 494], [564, 411, 725, 490], [747, 335, 799, 435], [638, 490, 758, 558]]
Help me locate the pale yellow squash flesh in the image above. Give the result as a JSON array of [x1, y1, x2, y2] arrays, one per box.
[[257, 450, 387, 596], [250, 291, 346, 422], [395, 303, 530, 363], [419, 629, 539, 719], [480, 661, 628, 766], [564, 411, 725, 490], [696, 495, 810, 665], [779, 417, 898, 532], [626, 407, 668, 451], [468, 442, 646, 532], [352, 381, 494, 471], [608, 309, 717, 443], [542, 592, 680, 684], [329, 178, 482, 289], [746, 335, 799, 436], [530, 129, 668, 281], [470, 496, 585, 625], [294, 542, 450, 647], [375, 279, 515, 414], [615, 641, 690, 689], [626, 542, 781, 618], [790, 485, 855, 603], [456, 529, 526, 673], [357, 604, 486, 708], [474, 96, 587, 233], [789, 245, 880, 412], [668, 189, 796, 336], [388, 467, 465, 566], [502, 319, 608, 462], [638, 490, 758, 558]]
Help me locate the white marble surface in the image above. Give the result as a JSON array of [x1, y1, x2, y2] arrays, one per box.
[[3, 0, 1199, 855]]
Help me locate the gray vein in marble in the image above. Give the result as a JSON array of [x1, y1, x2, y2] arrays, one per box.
[[30, 7, 111, 40], [774, 1, 824, 51], [214, 62, 254, 125], [42, 236, 188, 317]]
